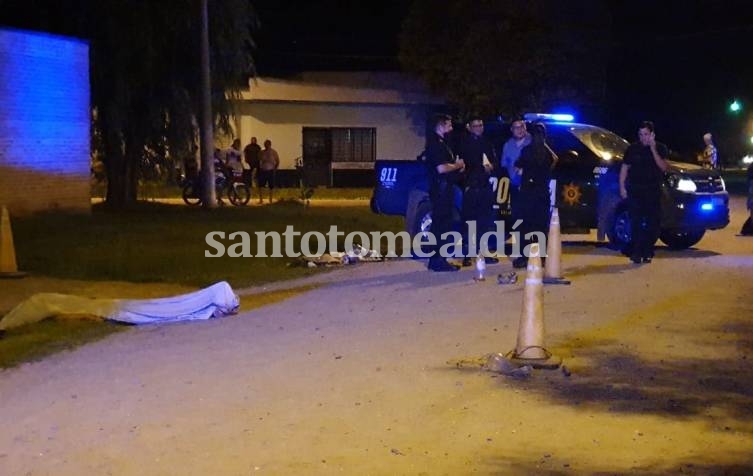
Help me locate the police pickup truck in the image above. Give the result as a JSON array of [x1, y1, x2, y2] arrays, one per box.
[[371, 114, 730, 250]]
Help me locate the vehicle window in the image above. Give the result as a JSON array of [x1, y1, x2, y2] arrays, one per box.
[[568, 126, 629, 162], [546, 127, 588, 155], [544, 127, 598, 168]]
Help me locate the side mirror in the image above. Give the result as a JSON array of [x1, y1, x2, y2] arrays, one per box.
[[563, 150, 579, 159], [558, 150, 579, 165]]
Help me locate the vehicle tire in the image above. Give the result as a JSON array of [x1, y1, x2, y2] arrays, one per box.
[[659, 228, 705, 250], [182, 183, 201, 206], [370, 195, 379, 214], [408, 200, 433, 255], [607, 205, 631, 253], [229, 183, 250, 206]]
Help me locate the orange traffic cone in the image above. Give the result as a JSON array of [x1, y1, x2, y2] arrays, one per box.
[[509, 243, 561, 369], [0, 206, 27, 279], [544, 208, 570, 285]]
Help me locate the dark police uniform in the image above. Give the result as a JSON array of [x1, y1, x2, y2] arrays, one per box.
[[742, 162, 753, 235], [623, 141, 669, 261], [514, 142, 555, 266], [459, 132, 496, 255], [426, 132, 460, 270]]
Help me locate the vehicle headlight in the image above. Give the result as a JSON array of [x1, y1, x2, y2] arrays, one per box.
[[676, 178, 697, 192]]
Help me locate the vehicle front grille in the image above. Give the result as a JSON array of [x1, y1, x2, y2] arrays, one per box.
[[692, 176, 724, 193]]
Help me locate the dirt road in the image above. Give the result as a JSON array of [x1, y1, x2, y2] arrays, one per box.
[[91, 197, 369, 207], [2, 198, 752, 475]]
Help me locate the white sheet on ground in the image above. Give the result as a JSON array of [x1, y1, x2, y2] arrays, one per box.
[[0, 281, 240, 330]]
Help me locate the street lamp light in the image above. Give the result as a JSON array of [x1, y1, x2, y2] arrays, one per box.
[[729, 99, 742, 113]]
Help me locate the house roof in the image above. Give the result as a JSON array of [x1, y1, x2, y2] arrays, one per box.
[[239, 72, 444, 106]]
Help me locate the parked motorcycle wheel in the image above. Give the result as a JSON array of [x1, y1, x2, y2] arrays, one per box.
[[182, 183, 202, 206], [229, 183, 251, 206]]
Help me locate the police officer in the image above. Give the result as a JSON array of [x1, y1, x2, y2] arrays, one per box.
[[512, 122, 557, 269], [459, 117, 498, 266], [426, 114, 465, 272], [619, 121, 669, 264], [243, 137, 262, 186], [742, 161, 753, 235], [501, 118, 531, 215]]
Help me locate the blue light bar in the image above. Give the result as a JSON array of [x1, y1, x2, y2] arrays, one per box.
[[700, 203, 714, 211], [551, 114, 575, 122], [523, 113, 575, 122]]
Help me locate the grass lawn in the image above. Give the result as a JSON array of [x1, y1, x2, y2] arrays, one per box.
[[0, 320, 128, 369], [0, 285, 318, 369], [3, 200, 401, 369], [92, 181, 375, 200], [12, 201, 404, 288]]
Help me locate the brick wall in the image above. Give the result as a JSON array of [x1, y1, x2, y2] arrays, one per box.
[[0, 28, 91, 215]]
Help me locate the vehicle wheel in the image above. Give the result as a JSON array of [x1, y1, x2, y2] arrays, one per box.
[[607, 205, 631, 253], [370, 195, 379, 214], [182, 183, 201, 206], [229, 183, 250, 206], [659, 228, 705, 250], [408, 200, 433, 255]]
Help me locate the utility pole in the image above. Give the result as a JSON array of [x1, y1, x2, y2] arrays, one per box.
[[199, 0, 217, 208]]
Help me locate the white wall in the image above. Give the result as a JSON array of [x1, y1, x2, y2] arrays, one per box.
[[233, 102, 430, 169], [0, 29, 90, 214]]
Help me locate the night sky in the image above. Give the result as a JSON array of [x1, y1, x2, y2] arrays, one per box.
[[2, 0, 752, 159], [252, 0, 753, 159], [251, 0, 409, 73]]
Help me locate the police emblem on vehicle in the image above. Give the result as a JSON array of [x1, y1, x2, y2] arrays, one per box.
[[562, 182, 582, 206]]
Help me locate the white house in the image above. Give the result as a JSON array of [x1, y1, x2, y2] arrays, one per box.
[[232, 72, 445, 187]]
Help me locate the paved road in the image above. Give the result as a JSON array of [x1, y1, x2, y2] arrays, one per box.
[[2, 198, 752, 475]]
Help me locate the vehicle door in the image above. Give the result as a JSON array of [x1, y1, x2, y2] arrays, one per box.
[[547, 127, 602, 229]]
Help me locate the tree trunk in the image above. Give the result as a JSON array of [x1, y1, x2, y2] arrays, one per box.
[[199, 0, 217, 208], [124, 133, 144, 205], [104, 149, 138, 209], [100, 95, 138, 210], [103, 124, 140, 210], [101, 112, 134, 210], [105, 147, 127, 209]]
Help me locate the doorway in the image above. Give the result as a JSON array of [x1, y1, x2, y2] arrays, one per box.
[[302, 127, 376, 187]]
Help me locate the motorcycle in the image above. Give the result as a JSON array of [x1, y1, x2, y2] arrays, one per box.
[[181, 166, 250, 207]]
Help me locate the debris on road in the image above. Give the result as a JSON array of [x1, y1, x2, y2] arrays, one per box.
[[290, 244, 385, 268], [448, 353, 533, 378], [497, 272, 518, 285]]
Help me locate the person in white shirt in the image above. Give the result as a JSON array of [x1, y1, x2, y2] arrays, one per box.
[[258, 139, 280, 203], [701, 133, 718, 169], [226, 139, 244, 175]]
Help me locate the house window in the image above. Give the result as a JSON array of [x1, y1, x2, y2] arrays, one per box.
[[331, 128, 376, 162]]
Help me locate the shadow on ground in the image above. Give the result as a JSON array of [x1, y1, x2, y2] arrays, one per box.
[[561, 240, 721, 260], [564, 262, 636, 278], [522, 320, 753, 425], [485, 459, 753, 475], [477, 319, 753, 474]]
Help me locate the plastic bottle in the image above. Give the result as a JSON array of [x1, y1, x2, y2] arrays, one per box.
[[475, 255, 486, 281]]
